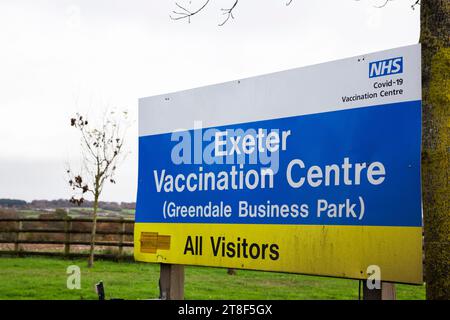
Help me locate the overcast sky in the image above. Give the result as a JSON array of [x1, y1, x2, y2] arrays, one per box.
[[0, 0, 419, 203]]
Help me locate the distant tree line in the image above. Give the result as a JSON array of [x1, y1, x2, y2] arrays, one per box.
[[0, 199, 27, 208], [0, 198, 135, 211]]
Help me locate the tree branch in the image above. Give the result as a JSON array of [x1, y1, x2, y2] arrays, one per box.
[[170, 0, 211, 23], [219, 0, 239, 26], [373, 0, 393, 9], [171, 0, 295, 26], [356, 0, 420, 10]]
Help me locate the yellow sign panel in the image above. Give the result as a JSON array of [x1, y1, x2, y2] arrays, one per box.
[[135, 223, 423, 284]]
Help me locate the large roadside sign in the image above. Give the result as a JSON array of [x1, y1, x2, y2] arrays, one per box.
[[135, 44, 423, 284]]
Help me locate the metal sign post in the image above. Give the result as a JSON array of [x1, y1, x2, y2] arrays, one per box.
[[159, 264, 185, 300]]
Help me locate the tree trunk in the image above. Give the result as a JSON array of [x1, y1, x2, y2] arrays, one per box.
[[88, 195, 99, 268], [420, 0, 450, 300]]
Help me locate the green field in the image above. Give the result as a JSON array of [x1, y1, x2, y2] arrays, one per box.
[[0, 256, 425, 300]]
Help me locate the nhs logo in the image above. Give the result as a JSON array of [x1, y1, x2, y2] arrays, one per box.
[[369, 57, 403, 78]]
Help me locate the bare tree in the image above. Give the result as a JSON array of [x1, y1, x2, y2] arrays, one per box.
[[169, 0, 422, 26], [170, 0, 293, 26], [67, 110, 129, 268]]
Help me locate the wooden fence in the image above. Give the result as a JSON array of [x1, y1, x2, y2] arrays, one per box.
[[0, 217, 135, 260]]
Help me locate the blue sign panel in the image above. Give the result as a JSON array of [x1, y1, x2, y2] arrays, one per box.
[[136, 100, 421, 227]]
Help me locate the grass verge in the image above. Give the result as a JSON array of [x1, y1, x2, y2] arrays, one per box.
[[0, 256, 425, 300]]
